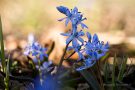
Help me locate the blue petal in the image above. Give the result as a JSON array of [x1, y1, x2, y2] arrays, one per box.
[[24, 50, 30, 56], [72, 7, 78, 14], [43, 61, 52, 69], [77, 37, 84, 43], [65, 18, 70, 26], [66, 10, 71, 16], [58, 17, 66, 21], [78, 30, 85, 36], [60, 33, 70, 36], [93, 51, 98, 60], [56, 6, 69, 15], [80, 23, 88, 29], [76, 66, 86, 71], [92, 34, 99, 44], [66, 36, 73, 44], [77, 52, 84, 60], [99, 42, 109, 52], [104, 42, 109, 49], [85, 42, 93, 49], [72, 39, 78, 47], [97, 53, 105, 59], [85, 58, 96, 67], [86, 32, 91, 41], [32, 51, 38, 56], [43, 53, 48, 57], [39, 54, 44, 60]]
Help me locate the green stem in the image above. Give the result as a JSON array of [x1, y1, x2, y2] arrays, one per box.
[[0, 16, 6, 72], [37, 58, 43, 85], [5, 54, 10, 90], [112, 54, 117, 90], [96, 61, 104, 90]]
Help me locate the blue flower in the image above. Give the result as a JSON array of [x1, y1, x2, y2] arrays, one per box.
[[57, 6, 109, 71], [76, 32, 109, 71], [24, 42, 48, 63], [61, 30, 85, 44], [56, 6, 70, 15], [57, 6, 88, 29], [36, 61, 53, 74], [85, 32, 109, 60]]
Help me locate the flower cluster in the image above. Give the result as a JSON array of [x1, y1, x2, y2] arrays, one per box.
[[76, 32, 109, 71], [57, 6, 109, 71], [57, 6, 88, 29], [24, 41, 53, 86], [24, 41, 48, 63]]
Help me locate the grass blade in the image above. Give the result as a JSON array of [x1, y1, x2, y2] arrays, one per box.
[[79, 69, 100, 90], [0, 16, 6, 72], [117, 56, 127, 81], [112, 54, 117, 90], [104, 60, 109, 83], [5, 54, 10, 90]]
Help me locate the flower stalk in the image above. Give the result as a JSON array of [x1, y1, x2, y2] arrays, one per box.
[[57, 42, 70, 72], [38, 58, 43, 85]]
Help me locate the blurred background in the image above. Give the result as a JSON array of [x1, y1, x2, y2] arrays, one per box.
[[0, 0, 135, 64]]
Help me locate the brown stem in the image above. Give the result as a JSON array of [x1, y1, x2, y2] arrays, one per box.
[[64, 51, 76, 60], [57, 42, 70, 72]]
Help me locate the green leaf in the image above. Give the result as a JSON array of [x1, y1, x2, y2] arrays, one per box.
[[0, 50, 2, 59], [104, 60, 109, 83], [0, 16, 6, 72], [5, 54, 10, 90], [117, 56, 127, 81], [79, 69, 100, 90], [112, 54, 117, 90]]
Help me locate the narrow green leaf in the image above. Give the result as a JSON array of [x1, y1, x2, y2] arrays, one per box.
[[0, 50, 2, 59], [0, 16, 6, 72], [112, 54, 117, 90], [5, 54, 10, 90], [104, 60, 109, 82], [117, 56, 127, 81], [79, 69, 100, 90], [101, 53, 109, 61]]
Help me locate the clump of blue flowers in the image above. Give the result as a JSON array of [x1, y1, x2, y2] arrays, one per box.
[[57, 6, 109, 71], [24, 41, 52, 85], [24, 41, 48, 63]]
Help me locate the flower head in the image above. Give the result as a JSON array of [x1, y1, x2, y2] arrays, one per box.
[[57, 6, 88, 29], [57, 6, 109, 71], [76, 32, 109, 71], [85, 32, 109, 60], [24, 41, 48, 63]]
